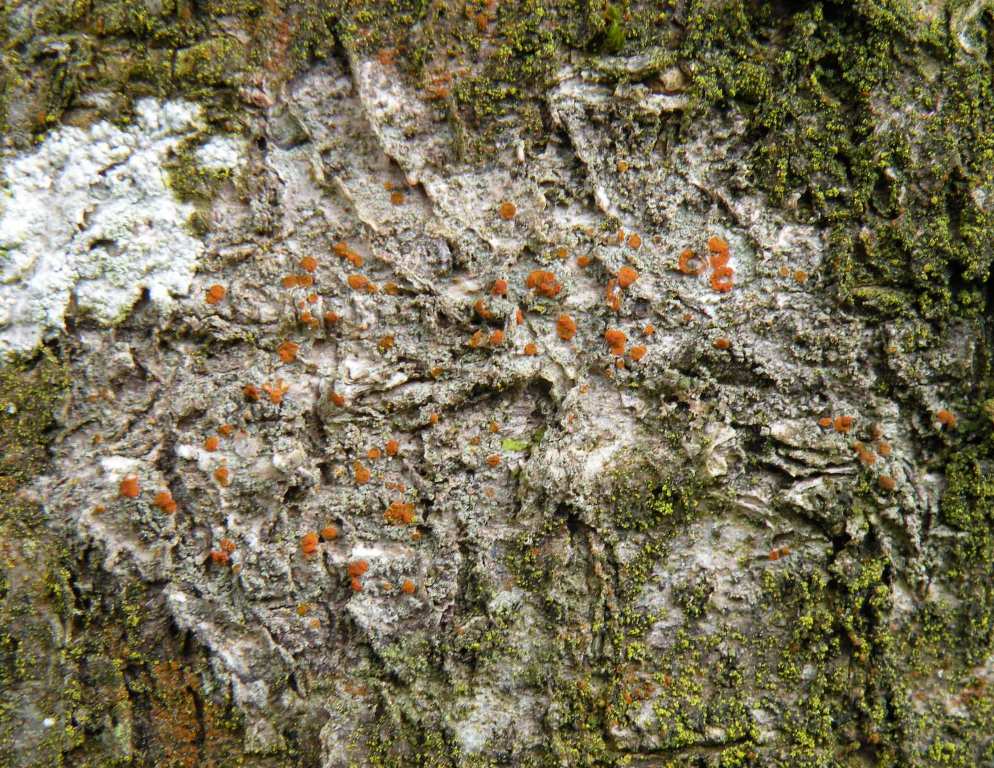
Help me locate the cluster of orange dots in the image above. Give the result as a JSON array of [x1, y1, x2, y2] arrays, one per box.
[[677, 236, 734, 293], [768, 545, 791, 561]]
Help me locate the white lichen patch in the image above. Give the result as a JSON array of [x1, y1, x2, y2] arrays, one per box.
[[0, 99, 243, 357]]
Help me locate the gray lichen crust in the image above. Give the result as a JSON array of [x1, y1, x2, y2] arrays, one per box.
[[2, 1, 994, 767]]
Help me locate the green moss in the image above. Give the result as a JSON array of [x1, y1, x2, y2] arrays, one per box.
[[678, 0, 994, 322]]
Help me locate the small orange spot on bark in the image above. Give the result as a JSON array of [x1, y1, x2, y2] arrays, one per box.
[[617, 266, 639, 288], [277, 340, 299, 363], [489, 330, 505, 346], [713, 337, 731, 350], [523, 342, 538, 356], [630, 346, 647, 361], [878, 475, 896, 492], [354, 461, 371, 485], [385, 501, 415, 525], [626, 233, 641, 250], [301, 532, 319, 556], [486, 454, 501, 467], [347, 274, 370, 291], [204, 436, 220, 452], [205, 284, 226, 304], [834, 415, 854, 434], [710, 266, 734, 293], [262, 379, 289, 404], [214, 466, 231, 486], [556, 314, 577, 341], [120, 475, 140, 498], [321, 526, 339, 541], [525, 270, 561, 298], [243, 384, 260, 402], [299, 256, 318, 272], [817, 417, 832, 428], [153, 490, 177, 514], [402, 579, 416, 594], [604, 329, 627, 356], [209, 550, 230, 566], [386, 439, 400, 457], [937, 409, 957, 429], [492, 279, 508, 296], [498, 201, 516, 220]]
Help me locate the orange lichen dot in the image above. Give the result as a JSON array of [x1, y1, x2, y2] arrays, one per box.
[[604, 329, 627, 356], [262, 379, 289, 405], [204, 435, 220, 452], [498, 201, 517, 221], [474, 299, 495, 320], [486, 454, 501, 467], [617, 265, 639, 288], [299, 256, 317, 273], [119, 475, 140, 498], [523, 342, 538, 356], [218, 424, 235, 437], [367, 447, 382, 460], [385, 439, 400, 457], [627, 233, 642, 250], [556, 314, 577, 341], [708, 235, 729, 257], [713, 337, 731, 351], [348, 560, 369, 577], [468, 329, 486, 348], [209, 550, 230, 566], [878, 475, 897, 492], [834, 415, 853, 434], [347, 274, 370, 291], [525, 270, 561, 298], [214, 466, 231, 486], [643, 324, 655, 336], [817, 417, 833, 428], [220, 538, 237, 554], [492, 279, 508, 297], [277, 340, 299, 363], [329, 391, 346, 407], [401, 579, 416, 595], [300, 532, 319, 556], [489, 330, 505, 346], [378, 335, 394, 352], [243, 384, 260, 402], [385, 501, 415, 525], [877, 441, 892, 457], [604, 279, 622, 312], [577, 254, 592, 268], [710, 266, 734, 293], [390, 190, 405, 205], [205, 284, 226, 305], [354, 461, 371, 485], [629, 346, 647, 362], [936, 409, 957, 429], [678, 249, 706, 276], [321, 525, 339, 541], [153, 490, 177, 514]]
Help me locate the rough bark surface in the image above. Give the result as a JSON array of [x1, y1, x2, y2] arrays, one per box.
[[3, 2, 994, 767]]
